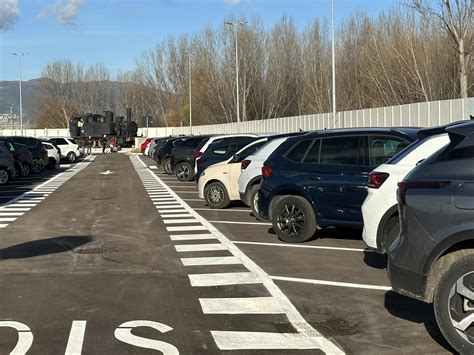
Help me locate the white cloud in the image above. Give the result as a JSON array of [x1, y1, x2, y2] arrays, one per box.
[[0, 0, 20, 30], [39, 0, 85, 26], [226, 0, 246, 6]]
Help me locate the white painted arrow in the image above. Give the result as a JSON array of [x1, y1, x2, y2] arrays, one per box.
[[100, 170, 114, 175]]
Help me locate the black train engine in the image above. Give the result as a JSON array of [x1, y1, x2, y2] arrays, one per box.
[[69, 108, 138, 148]]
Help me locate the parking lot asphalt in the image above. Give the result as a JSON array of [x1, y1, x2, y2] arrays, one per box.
[[0, 153, 452, 354]]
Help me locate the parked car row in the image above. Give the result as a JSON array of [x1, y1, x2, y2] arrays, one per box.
[[143, 118, 474, 352], [0, 136, 80, 185]]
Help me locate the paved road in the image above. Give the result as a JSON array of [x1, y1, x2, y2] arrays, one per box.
[[0, 153, 452, 354]]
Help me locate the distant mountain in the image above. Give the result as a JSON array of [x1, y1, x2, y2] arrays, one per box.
[[0, 79, 42, 124]]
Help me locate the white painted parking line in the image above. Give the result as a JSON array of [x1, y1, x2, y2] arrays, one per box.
[[0, 212, 23, 216], [175, 244, 227, 252], [157, 209, 187, 213], [163, 219, 200, 224], [170, 234, 217, 241], [233, 241, 368, 253], [156, 205, 183, 210], [0, 224, 8, 228], [152, 198, 176, 202], [0, 208, 31, 212], [194, 208, 251, 213], [209, 220, 272, 226], [155, 201, 181, 206], [181, 256, 241, 266], [211, 331, 337, 351], [166, 225, 207, 232], [0, 218, 17, 222], [200, 297, 285, 314], [160, 214, 194, 218], [270, 275, 392, 291], [183, 199, 204, 201], [5, 204, 37, 208], [189, 272, 263, 287]]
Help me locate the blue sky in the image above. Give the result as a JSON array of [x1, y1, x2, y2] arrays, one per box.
[[1, 0, 399, 81]]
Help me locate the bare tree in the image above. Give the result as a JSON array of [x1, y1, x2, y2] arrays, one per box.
[[409, 0, 472, 98]]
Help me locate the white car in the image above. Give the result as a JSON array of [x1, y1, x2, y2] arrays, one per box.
[[362, 132, 450, 253], [198, 139, 269, 208], [48, 137, 81, 163], [238, 137, 290, 215], [42, 141, 61, 169], [194, 133, 270, 175]]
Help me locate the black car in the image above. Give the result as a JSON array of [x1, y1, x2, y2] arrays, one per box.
[[171, 135, 215, 182], [195, 136, 262, 182], [388, 120, 474, 353], [153, 137, 189, 173], [8, 136, 48, 174], [258, 128, 418, 243]]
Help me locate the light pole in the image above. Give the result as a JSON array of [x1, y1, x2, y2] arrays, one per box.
[[331, 0, 338, 127], [12, 52, 28, 135], [187, 50, 193, 134], [225, 21, 247, 123]]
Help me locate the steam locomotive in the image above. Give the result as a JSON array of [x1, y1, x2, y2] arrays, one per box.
[[69, 108, 138, 147]]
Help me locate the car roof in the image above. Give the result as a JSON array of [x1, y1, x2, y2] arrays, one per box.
[[292, 127, 420, 139]]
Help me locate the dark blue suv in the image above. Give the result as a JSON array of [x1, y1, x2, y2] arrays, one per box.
[[258, 128, 418, 243]]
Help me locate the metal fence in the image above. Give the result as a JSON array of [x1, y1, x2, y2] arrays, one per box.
[[1, 98, 472, 139]]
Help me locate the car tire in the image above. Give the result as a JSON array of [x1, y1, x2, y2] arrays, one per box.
[[67, 152, 76, 163], [21, 163, 31, 177], [433, 251, 474, 354], [32, 159, 42, 174], [272, 195, 317, 243], [0, 168, 9, 185], [248, 184, 260, 217], [163, 158, 173, 175], [381, 215, 400, 253], [176, 162, 194, 182], [204, 181, 230, 209]]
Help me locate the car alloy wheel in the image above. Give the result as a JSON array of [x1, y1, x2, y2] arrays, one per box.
[[67, 152, 76, 163], [176, 164, 190, 181], [207, 185, 224, 207], [447, 271, 474, 345], [22, 163, 30, 177], [32, 160, 42, 174], [0, 169, 8, 185], [276, 203, 305, 238]]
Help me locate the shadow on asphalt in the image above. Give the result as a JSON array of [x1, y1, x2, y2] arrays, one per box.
[[363, 250, 388, 269], [384, 291, 454, 352], [0, 236, 92, 260]]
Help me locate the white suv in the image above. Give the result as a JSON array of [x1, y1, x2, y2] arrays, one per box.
[[238, 137, 290, 215], [49, 137, 81, 163], [362, 132, 449, 253], [42, 141, 61, 169]]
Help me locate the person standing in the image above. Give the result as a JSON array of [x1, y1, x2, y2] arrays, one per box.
[[86, 136, 93, 155], [100, 135, 107, 154]]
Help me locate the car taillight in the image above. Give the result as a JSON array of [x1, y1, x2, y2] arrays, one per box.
[[368, 172, 390, 189], [241, 160, 251, 170], [262, 166, 272, 179], [397, 180, 450, 205], [193, 151, 203, 159]]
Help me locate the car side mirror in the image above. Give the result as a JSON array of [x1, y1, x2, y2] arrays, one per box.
[[231, 153, 241, 163], [416, 159, 425, 166]]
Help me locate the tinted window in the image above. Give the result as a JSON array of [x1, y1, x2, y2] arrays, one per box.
[[239, 141, 266, 160], [303, 140, 321, 163], [442, 146, 474, 161], [320, 136, 360, 165], [52, 138, 68, 145], [369, 136, 409, 166], [286, 140, 312, 162]]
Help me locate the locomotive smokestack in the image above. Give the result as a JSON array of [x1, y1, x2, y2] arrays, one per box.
[[126, 107, 132, 122]]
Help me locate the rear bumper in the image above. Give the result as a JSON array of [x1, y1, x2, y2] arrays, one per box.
[[387, 255, 427, 301]]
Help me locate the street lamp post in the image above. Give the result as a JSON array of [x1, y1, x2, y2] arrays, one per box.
[[12, 52, 28, 136], [225, 21, 247, 124], [187, 50, 193, 134], [331, 0, 338, 127]]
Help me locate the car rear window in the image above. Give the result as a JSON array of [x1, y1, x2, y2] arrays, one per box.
[[441, 146, 474, 161], [368, 136, 409, 166]]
